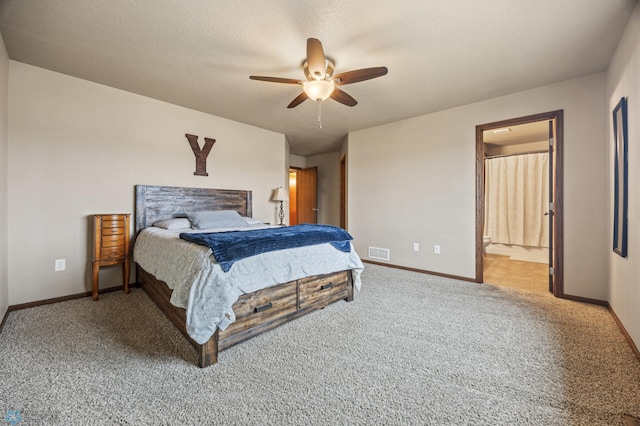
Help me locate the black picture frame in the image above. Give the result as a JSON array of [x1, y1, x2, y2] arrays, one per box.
[[613, 97, 628, 258]]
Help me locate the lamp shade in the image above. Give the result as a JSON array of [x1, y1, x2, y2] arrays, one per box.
[[271, 187, 289, 202], [303, 80, 334, 101]]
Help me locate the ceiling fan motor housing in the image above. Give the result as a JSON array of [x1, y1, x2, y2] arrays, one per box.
[[303, 60, 335, 81]]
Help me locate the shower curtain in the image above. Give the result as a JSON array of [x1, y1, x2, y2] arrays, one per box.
[[484, 152, 549, 247]]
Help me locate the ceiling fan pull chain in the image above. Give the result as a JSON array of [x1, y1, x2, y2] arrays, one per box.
[[317, 100, 323, 128]]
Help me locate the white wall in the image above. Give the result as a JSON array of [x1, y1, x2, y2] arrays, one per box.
[[8, 62, 286, 305], [607, 2, 640, 350], [289, 154, 306, 169], [349, 73, 608, 300], [306, 151, 340, 226], [0, 33, 9, 319]]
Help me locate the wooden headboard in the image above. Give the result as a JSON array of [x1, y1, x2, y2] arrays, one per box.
[[135, 185, 253, 235]]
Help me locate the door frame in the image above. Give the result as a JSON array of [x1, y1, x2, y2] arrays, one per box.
[[340, 154, 346, 229], [475, 110, 564, 297]]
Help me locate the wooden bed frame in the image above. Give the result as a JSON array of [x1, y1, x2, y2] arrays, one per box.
[[134, 185, 354, 367]]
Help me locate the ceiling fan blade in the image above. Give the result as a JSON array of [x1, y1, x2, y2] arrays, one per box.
[[249, 76, 302, 84], [306, 38, 326, 80], [333, 66, 388, 85], [287, 92, 309, 108], [330, 88, 357, 107]]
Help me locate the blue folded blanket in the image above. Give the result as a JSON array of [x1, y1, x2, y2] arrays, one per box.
[[180, 223, 353, 272]]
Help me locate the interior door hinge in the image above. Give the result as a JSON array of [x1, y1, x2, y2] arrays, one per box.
[[549, 137, 554, 147], [549, 202, 554, 212], [549, 267, 554, 275]]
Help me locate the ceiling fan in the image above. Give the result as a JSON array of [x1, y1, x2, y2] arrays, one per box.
[[249, 38, 388, 109]]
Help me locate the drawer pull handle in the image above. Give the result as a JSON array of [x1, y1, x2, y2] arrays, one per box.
[[254, 302, 273, 313], [321, 283, 334, 290]]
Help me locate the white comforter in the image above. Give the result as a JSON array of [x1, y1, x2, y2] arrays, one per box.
[[133, 225, 364, 344]]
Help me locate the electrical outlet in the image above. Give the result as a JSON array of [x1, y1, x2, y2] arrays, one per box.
[[434, 245, 440, 254], [413, 243, 420, 252], [54, 259, 66, 271]]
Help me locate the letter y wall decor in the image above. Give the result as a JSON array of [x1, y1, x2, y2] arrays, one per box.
[[185, 133, 216, 176]]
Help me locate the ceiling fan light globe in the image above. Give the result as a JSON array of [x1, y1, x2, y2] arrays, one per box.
[[303, 80, 334, 101]]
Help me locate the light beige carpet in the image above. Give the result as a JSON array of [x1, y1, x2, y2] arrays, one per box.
[[0, 263, 639, 425]]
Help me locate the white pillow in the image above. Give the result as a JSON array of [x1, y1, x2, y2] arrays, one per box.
[[153, 218, 192, 230], [186, 210, 249, 230], [243, 217, 263, 226]]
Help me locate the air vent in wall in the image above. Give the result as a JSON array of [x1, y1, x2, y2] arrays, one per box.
[[368, 246, 390, 261]]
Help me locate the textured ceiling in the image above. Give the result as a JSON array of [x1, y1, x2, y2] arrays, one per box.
[[0, 0, 636, 156]]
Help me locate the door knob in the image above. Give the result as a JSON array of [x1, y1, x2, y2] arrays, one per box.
[[312, 208, 319, 212]]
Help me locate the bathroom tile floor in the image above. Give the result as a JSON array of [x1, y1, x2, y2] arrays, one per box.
[[483, 254, 549, 293]]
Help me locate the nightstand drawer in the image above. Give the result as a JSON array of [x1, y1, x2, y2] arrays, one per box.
[[101, 215, 125, 224], [101, 234, 125, 247], [299, 271, 349, 310], [102, 226, 124, 236], [220, 281, 297, 338], [101, 246, 125, 259]]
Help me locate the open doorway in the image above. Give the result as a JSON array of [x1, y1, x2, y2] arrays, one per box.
[[476, 111, 564, 297], [289, 168, 299, 225], [288, 166, 318, 225]]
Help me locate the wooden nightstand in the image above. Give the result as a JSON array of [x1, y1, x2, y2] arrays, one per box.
[[91, 214, 131, 301]]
